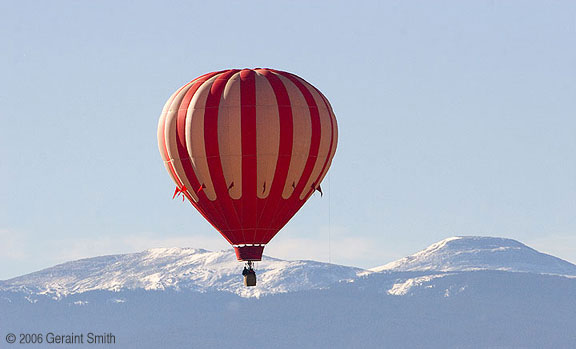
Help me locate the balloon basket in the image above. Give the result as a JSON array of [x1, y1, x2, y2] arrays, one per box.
[[244, 273, 257, 287], [242, 261, 257, 287]]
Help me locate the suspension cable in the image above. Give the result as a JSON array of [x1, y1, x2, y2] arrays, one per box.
[[328, 173, 332, 264]]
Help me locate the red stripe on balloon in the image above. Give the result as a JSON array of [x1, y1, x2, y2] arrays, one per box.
[[319, 91, 338, 179], [160, 81, 190, 167], [305, 85, 337, 201], [269, 70, 322, 232], [256, 69, 295, 242], [161, 77, 219, 234], [203, 70, 243, 242], [240, 69, 258, 243], [286, 73, 322, 198], [175, 71, 229, 237], [176, 71, 226, 162], [159, 82, 191, 192]]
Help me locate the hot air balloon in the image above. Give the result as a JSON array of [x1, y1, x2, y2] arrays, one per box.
[[157, 68, 338, 286]]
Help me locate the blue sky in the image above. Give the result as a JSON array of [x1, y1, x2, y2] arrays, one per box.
[[1, 1, 575, 279]]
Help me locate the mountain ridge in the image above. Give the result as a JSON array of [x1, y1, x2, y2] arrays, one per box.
[[2, 236, 575, 299], [0, 247, 363, 298], [370, 236, 576, 276]]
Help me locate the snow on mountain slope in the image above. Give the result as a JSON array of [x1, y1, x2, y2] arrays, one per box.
[[0, 248, 364, 298], [370, 236, 576, 275], [2, 236, 575, 303]]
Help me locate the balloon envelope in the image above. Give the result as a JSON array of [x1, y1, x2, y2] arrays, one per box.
[[158, 68, 338, 261]]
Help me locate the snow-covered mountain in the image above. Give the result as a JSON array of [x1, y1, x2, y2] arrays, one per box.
[[370, 236, 576, 275], [2, 236, 575, 300], [0, 247, 363, 298], [2, 236, 576, 348]]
